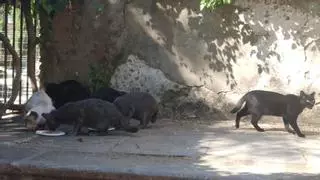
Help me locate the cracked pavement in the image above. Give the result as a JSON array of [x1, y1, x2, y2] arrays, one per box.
[[1, 115, 320, 179]]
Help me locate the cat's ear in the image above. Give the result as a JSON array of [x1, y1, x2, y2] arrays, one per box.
[[311, 91, 316, 97], [300, 90, 306, 97]]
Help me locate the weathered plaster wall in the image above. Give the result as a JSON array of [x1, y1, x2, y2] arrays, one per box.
[[111, 0, 320, 120], [43, 0, 320, 120]]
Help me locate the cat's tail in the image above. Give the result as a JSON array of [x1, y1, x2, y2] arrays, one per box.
[[230, 94, 247, 114]]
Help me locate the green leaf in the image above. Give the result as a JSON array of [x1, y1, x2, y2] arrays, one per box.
[[200, 2, 206, 10], [200, 0, 233, 11]]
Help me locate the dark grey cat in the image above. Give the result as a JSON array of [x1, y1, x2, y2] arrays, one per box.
[[113, 92, 159, 128], [230, 90, 316, 138], [42, 99, 139, 135]]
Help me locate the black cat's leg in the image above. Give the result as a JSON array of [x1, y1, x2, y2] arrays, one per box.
[[71, 116, 84, 136], [251, 114, 264, 132], [150, 111, 158, 123], [71, 121, 82, 136], [282, 116, 295, 134], [140, 112, 149, 129], [235, 105, 249, 129], [288, 117, 305, 138]]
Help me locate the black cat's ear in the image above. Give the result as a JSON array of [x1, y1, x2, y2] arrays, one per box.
[[300, 91, 306, 97], [311, 91, 316, 97]]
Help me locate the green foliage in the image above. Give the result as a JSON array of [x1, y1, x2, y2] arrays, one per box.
[[38, 0, 69, 17], [38, 0, 104, 17], [88, 64, 112, 93], [92, 0, 105, 14], [200, 0, 232, 10]]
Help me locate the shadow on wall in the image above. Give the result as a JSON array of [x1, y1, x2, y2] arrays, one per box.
[[128, 0, 320, 91], [123, 2, 320, 176]]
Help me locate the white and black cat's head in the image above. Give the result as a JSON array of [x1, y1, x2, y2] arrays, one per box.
[[299, 91, 316, 109], [24, 89, 56, 130]]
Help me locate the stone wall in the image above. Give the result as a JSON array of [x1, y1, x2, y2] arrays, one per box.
[[42, 0, 320, 121]]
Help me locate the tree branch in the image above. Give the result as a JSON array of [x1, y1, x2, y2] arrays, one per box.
[[22, 0, 38, 92], [0, 32, 21, 118]]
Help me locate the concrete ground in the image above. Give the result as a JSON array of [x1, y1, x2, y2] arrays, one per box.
[[1, 115, 320, 180]]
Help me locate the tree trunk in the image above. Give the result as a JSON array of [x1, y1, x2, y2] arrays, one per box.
[[0, 33, 22, 118], [38, 2, 54, 88], [22, 0, 38, 92]]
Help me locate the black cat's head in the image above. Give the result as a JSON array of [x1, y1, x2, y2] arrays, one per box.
[[300, 91, 316, 109], [42, 112, 60, 131]]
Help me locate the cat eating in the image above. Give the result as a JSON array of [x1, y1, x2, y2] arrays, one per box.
[[42, 99, 139, 136]]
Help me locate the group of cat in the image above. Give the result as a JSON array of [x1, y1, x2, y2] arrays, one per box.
[[24, 80, 158, 135], [24, 80, 317, 138]]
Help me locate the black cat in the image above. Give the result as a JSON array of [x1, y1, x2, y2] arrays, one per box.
[[42, 99, 139, 136], [113, 92, 159, 128], [230, 90, 316, 138], [44, 80, 91, 108]]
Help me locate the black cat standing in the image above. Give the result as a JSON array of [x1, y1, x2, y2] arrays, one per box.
[[230, 90, 316, 138]]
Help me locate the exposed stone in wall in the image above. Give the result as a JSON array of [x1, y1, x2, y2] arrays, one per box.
[[111, 55, 230, 120], [110, 55, 182, 101]]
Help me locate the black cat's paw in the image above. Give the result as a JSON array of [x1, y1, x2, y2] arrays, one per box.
[[235, 124, 239, 129], [298, 134, 305, 138], [285, 126, 296, 134], [257, 128, 265, 132], [287, 129, 296, 134]]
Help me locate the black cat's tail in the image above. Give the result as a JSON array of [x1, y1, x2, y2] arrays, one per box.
[[230, 94, 247, 114]]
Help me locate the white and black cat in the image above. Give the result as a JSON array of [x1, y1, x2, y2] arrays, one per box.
[[230, 90, 316, 138], [42, 98, 139, 135], [24, 89, 55, 130]]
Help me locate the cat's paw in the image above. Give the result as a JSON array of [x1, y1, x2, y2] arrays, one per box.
[[257, 128, 265, 132], [287, 129, 296, 134], [298, 134, 306, 138]]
